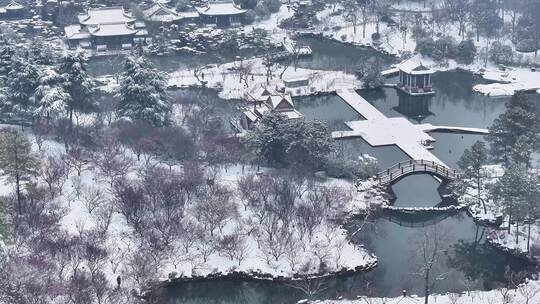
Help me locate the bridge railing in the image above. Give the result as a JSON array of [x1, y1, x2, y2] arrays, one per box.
[[377, 159, 459, 185]]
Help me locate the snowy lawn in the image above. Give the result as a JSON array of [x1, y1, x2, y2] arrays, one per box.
[[9, 133, 383, 290]]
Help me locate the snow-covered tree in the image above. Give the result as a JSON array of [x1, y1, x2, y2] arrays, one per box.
[[116, 56, 171, 127], [34, 69, 70, 121], [246, 112, 334, 172], [457, 140, 488, 213], [57, 51, 95, 130], [486, 92, 540, 168], [4, 58, 41, 116], [0, 129, 40, 214], [491, 165, 540, 245]]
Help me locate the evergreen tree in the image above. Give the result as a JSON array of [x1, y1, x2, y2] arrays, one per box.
[[116, 56, 171, 127], [0, 129, 40, 215], [486, 92, 540, 167], [0, 44, 17, 82], [246, 112, 334, 172], [57, 52, 95, 130], [457, 140, 488, 212], [5, 59, 41, 116], [456, 39, 477, 65], [492, 165, 540, 246], [33, 69, 70, 121]]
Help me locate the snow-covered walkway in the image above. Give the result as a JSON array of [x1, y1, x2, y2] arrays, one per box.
[[332, 89, 446, 167]]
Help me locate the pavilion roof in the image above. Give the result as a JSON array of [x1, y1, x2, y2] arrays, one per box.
[[196, 1, 246, 16], [89, 23, 138, 37], [394, 59, 434, 75], [64, 24, 90, 40], [78, 7, 135, 26]]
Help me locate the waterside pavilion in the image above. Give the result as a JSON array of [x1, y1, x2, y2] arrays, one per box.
[[395, 59, 435, 96]]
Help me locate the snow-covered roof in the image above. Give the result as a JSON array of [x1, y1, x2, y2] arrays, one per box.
[[394, 59, 434, 75], [255, 104, 270, 116], [64, 24, 90, 40], [177, 11, 199, 19], [78, 7, 135, 26], [0, 8, 6, 13], [281, 109, 303, 119], [5, 1, 24, 11], [253, 87, 272, 101], [196, 1, 246, 16], [144, 3, 181, 22], [242, 109, 258, 122], [89, 23, 138, 37], [267, 93, 294, 109]]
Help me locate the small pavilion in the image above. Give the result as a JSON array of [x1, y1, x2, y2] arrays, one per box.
[[395, 59, 435, 96], [0, 1, 25, 19]]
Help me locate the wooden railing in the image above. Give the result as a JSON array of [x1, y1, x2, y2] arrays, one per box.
[[377, 159, 459, 185]]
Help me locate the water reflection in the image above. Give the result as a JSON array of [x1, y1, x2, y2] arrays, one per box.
[[295, 37, 394, 72], [392, 91, 434, 123], [352, 213, 533, 297]]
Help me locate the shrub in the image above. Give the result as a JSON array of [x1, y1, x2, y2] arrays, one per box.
[[490, 41, 514, 65], [415, 37, 436, 57], [456, 39, 477, 65]]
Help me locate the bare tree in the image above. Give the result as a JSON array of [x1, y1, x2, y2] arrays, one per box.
[[122, 249, 161, 296], [67, 270, 95, 304], [287, 270, 328, 301], [91, 270, 111, 304], [63, 146, 92, 177], [40, 154, 70, 198], [415, 224, 449, 304], [193, 184, 236, 237], [94, 135, 133, 186], [81, 184, 106, 214]]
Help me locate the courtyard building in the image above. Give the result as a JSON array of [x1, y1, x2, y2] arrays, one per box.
[[240, 89, 303, 130], [64, 7, 147, 50], [143, 2, 198, 24], [196, 1, 247, 27]]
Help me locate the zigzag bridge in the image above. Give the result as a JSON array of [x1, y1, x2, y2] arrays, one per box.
[[377, 159, 459, 185]]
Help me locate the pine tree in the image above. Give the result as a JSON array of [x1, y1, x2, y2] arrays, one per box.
[[491, 165, 539, 246], [57, 52, 95, 131], [33, 69, 70, 122], [0, 129, 40, 215], [486, 92, 540, 167], [116, 56, 171, 127], [0, 44, 17, 82], [457, 140, 488, 213], [246, 112, 334, 171], [5, 59, 41, 116]]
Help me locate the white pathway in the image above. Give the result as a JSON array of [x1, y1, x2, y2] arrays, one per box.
[[331, 90, 488, 168]]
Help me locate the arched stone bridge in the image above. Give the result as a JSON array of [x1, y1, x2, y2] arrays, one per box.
[[377, 159, 459, 185]]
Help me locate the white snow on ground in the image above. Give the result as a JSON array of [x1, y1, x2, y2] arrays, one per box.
[[473, 68, 540, 97], [313, 4, 417, 56], [315, 279, 540, 304], [96, 57, 361, 100], [168, 57, 361, 100], [2, 131, 379, 288]]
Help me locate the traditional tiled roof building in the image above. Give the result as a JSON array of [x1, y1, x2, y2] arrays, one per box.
[[64, 7, 147, 50], [196, 1, 247, 27]]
